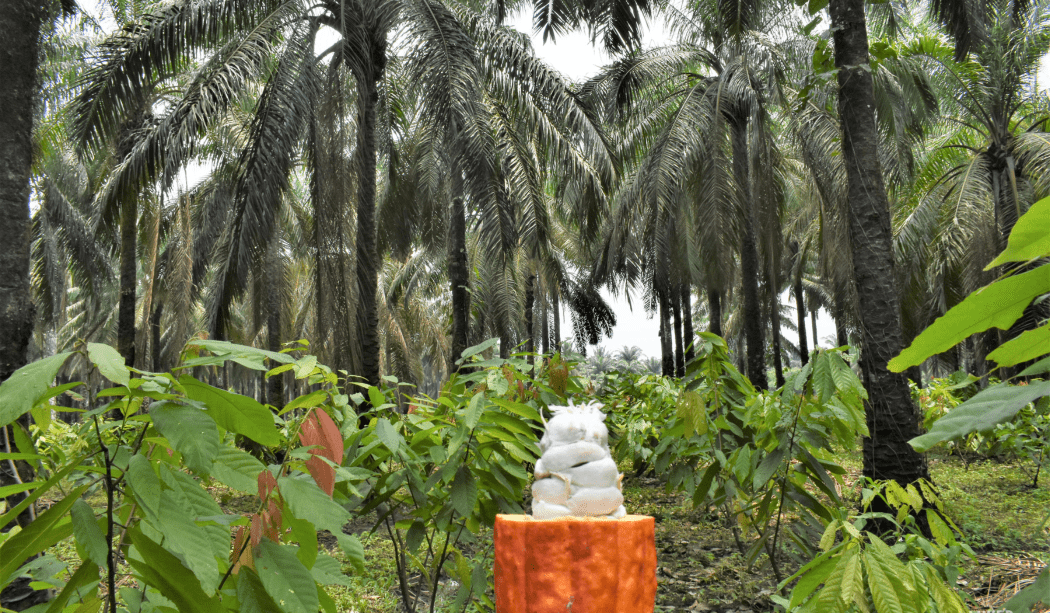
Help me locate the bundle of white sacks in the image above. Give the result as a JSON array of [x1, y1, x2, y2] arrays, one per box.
[[531, 402, 626, 519]]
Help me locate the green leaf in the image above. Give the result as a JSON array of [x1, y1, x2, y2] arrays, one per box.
[[464, 394, 485, 429], [753, 448, 785, 490], [336, 533, 365, 573], [87, 343, 130, 386], [70, 499, 108, 567], [890, 265, 1050, 371], [0, 352, 73, 428], [863, 550, 905, 613], [1018, 356, 1050, 378], [235, 568, 283, 613], [0, 458, 84, 531], [126, 528, 223, 613], [490, 398, 543, 423], [180, 375, 279, 446], [1004, 565, 1050, 613], [987, 195, 1050, 268], [126, 454, 162, 521], [154, 489, 223, 594], [277, 476, 350, 535], [374, 418, 402, 454], [209, 446, 265, 494], [808, 0, 829, 13], [310, 554, 352, 587], [184, 340, 294, 365], [811, 352, 835, 402], [457, 338, 498, 363], [43, 561, 99, 613], [0, 484, 87, 587], [255, 540, 319, 613], [450, 466, 477, 517], [838, 545, 864, 607], [281, 390, 327, 414], [910, 380, 1050, 451], [150, 402, 219, 474], [486, 369, 509, 395], [987, 324, 1050, 367]]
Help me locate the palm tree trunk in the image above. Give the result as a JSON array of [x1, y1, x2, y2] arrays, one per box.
[[835, 303, 848, 348], [672, 290, 684, 377], [540, 291, 549, 355], [525, 273, 536, 367], [355, 73, 381, 388], [810, 309, 818, 350], [707, 285, 723, 338], [682, 284, 695, 363], [770, 291, 785, 387], [831, 0, 929, 488], [117, 176, 138, 368], [267, 244, 284, 410], [1, 3, 48, 609], [552, 289, 561, 354], [731, 118, 767, 391], [449, 197, 469, 372], [659, 292, 674, 377], [792, 243, 809, 365], [150, 303, 163, 371]]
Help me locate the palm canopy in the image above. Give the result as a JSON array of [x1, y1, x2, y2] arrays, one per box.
[[68, 0, 615, 382]]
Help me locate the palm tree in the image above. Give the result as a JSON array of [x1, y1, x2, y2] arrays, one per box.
[[585, 0, 795, 390], [0, 3, 80, 608], [828, 0, 930, 488], [616, 344, 643, 372], [69, 0, 486, 388]]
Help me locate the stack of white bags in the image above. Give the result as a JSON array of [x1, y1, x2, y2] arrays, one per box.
[[531, 402, 626, 519]]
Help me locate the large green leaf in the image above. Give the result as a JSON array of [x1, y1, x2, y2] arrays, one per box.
[[180, 375, 279, 446], [154, 489, 223, 594], [336, 533, 365, 573], [450, 466, 478, 517], [236, 568, 283, 613], [277, 476, 350, 535], [87, 343, 129, 386], [310, 554, 352, 587], [43, 561, 99, 613], [374, 418, 402, 454], [1005, 566, 1050, 613], [986, 196, 1050, 268], [70, 499, 108, 567], [890, 265, 1050, 371], [126, 528, 223, 613], [150, 401, 219, 474], [0, 484, 87, 587], [255, 540, 319, 613], [0, 352, 73, 427], [126, 454, 162, 521], [185, 339, 294, 365], [910, 380, 1050, 452], [987, 324, 1050, 367], [210, 446, 265, 494]]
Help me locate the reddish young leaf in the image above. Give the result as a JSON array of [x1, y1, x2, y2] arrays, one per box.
[[306, 455, 335, 496], [258, 470, 278, 500], [313, 408, 344, 464], [250, 514, 263, 548], [299, 413, 322, 450]]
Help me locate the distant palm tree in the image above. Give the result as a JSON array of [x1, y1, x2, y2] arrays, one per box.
[[615, 345, 643, 373], [588, 345, 615, 375], [643, 356, 662, 375]]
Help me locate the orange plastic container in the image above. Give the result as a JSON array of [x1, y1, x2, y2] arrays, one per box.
[[493, 514, 657, 613]]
